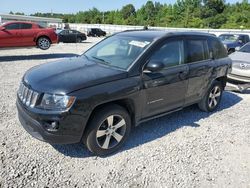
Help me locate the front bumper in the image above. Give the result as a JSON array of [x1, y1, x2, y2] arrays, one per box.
[[228, 73, 250, 83], [16, 100, 86, 144], [226, 82, 250, 92]]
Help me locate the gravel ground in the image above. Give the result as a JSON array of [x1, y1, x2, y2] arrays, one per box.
[[0, 38, 250, 188]]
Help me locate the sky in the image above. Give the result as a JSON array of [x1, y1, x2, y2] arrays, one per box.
[[0, 0, 243, 15]]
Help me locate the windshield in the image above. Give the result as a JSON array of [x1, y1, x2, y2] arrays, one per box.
[[219, 35, 238, 42], [239, 43, 250, 53], [84, 35, 152, 70]]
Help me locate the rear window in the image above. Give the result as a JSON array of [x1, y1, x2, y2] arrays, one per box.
[[208, 38, 227, 59], [20, 23, 32, 29], [186, 40, 208, 63]]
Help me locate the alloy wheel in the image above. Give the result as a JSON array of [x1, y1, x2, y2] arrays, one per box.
[[38, 38, 50, 50], [96, 115, 126, 150], [208, 86, 221, 109]]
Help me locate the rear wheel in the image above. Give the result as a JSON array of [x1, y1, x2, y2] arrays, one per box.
[[37, 37, 51, 50], [76, 37, 82, 43], [198, 81, 223, 112], [83, 105, 131, 156]]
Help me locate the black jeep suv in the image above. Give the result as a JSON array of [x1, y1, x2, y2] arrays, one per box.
[[17, 31, 232, 156], [87, 28, 106, 37]]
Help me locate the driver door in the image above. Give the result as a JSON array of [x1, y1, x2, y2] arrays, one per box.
[[141, 38, 189, 118], [0, 23, 22, 47]]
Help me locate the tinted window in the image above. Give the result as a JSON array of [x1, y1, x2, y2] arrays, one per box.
[[186, 40, 208, 63], [5, 23, 20, 30], [60, 30, 69, 35], [20, 23, 32, 29], [208, 38, 227, 59], [150, 40, 184, 68], [239, 43, 250, 53]]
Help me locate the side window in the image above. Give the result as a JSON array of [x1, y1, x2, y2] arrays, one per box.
[[60, 30, 69, 35], [246, 36, 250, 43], [150, 40, 184, 68], [208, 38, 227, 59], [186, 40, 208, 63], [20, 23, 32, 29], [5, 23, 20, 30], [238, 36, 244, 43]]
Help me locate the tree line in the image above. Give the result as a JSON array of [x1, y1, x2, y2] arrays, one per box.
[[10, 0, 250, 29]]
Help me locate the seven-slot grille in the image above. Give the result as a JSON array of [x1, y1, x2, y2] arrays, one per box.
[[18, 82, 39, 108]]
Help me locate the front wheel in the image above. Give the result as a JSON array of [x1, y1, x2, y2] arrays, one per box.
[[198, 81, 223, 112], [37, 37, 51, 50], [83, 105, 131, 156]]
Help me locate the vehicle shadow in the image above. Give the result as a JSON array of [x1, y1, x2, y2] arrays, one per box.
[[0, 53, 78, 62], [52, 91, 242, 158]]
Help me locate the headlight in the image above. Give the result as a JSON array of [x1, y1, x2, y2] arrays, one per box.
[[39, 94, 75, 110], [224, 44, 228, 49]]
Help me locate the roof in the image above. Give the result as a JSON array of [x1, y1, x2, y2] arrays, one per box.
[[2, 21, 39, 25], [219, 33, 249, 36], [0, 13, 62, 23], [116, 30, 216, 40]]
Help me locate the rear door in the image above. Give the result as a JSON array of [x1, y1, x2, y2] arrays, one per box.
[[58, 30, 69, 42], [142, 38, 189, 118], [0, 23, 22, 47], [184, 36, 213, 105], [19, 23, 35, 46], [68, 30, 77, 42]]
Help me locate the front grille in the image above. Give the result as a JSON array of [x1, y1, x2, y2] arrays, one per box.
[[18, 82, 39, 108]]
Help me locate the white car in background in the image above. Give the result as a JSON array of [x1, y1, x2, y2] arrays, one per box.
[[227, 42, 250, 91]]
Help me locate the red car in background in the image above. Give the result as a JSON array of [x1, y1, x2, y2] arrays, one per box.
[[0, 21, 58, 50]]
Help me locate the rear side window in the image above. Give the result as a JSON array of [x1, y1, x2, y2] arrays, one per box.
[[20, 23, 32, 29], [186, 40, 208, 63], [208, 38, 227, 59], [5, 23, 20, 30]]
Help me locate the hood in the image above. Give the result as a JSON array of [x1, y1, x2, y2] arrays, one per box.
[[229, 52, 250, 77], [23, 56, 127, 94], [229, 51, 250, 62]]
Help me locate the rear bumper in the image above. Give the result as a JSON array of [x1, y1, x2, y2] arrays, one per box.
[[16, 100, 84, 144]]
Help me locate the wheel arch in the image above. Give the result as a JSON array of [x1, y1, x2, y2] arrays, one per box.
[[215, 76, 227, 89], [85, 98, 136, 132]]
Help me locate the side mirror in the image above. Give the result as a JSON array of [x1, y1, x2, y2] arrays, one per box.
[[144, 60, 165, 72], [235, 46, 241, 51], [238, 39, 243, 44]]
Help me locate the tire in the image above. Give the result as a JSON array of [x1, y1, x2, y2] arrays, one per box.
[[198, 81, 223, 112], [228, 49, 234, 54], [37, 37, 51, 50], [83, 104, 131, 156], [76, 37, 82, 43]]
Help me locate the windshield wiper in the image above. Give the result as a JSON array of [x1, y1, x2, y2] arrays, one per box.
[[91, 56, 110, 65]]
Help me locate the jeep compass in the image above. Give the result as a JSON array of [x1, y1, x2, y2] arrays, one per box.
[[17, 31, 232, 156]]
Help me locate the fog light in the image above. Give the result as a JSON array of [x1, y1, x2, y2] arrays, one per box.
[[45, 121, 59, 131]]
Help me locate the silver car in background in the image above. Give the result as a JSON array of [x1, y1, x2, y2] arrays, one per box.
[[228, 42, 250, 91]]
